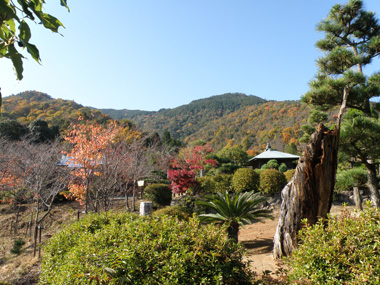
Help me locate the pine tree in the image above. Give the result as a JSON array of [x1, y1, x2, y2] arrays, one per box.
[[274, 0, 380, 258]]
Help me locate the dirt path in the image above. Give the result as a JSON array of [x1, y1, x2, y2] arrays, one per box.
[[239, 210, 281, 277], [239, 205, 351, 278]]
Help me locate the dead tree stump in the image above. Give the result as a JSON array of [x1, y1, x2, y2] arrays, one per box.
[[273, 124, 339, 259]]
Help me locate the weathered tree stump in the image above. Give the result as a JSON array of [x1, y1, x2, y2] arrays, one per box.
[[273, 124, 339, 259]]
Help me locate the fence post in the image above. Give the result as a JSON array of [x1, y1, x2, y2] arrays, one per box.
[[353, 187, 363, 211], [140, 201, 153, 216], [38, 225, 43, 259]]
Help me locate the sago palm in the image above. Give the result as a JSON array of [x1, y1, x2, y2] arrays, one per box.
[[197, 191, 273, 242]]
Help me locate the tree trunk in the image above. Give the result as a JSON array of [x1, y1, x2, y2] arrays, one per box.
[[227, 222, 239, 243], [33, 202, 40, 257], [85, 178, 90, 214], [273, 124, 339, 259], [366, 163, 380, 208], [132, 181, 136, 211], [125, 183, 130, 211], [13, 206, 21, 235]]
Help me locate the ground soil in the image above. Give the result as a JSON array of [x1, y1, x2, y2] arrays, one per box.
[[0, 201, 352, 284], [239, 209, 282, 278], [238, 204, 354, 282]]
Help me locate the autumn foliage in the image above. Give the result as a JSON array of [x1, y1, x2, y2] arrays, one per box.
[[63, 119, 123, 205], [168, 144, 217, 194]]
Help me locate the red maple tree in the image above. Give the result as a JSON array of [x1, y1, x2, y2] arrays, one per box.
[[168, 144, 217, 194]]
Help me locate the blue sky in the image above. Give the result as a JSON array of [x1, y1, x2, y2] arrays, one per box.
[[1, 0, 380, 111]]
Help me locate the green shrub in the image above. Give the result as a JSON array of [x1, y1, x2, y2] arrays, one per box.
[[335, 167, 367, 192], [266, 159, 279, 169], [215, 164, 241, 174], [40, 212, 252, 284], [260, 164, 269, 170], [153, 205, 190, 221], [217, 147, 248, 166], [284, 169, 296, 182], [198, 173, 232, 194], [278, 163, 287, 173], [287, 206, 380, 284], [143, 183, 172, 208], [0, 187, 32, 205], [259, 169, 287, 194], [231, 168, 259, 193], [10, 238, 25, 255], [177, 195, 207, 215]]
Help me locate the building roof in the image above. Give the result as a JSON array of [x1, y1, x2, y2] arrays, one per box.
[[57, 155, 83, 168], [248, 143, 300, 163]]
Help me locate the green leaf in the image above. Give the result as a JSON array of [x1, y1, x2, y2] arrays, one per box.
[[0, 27, 6, 41], [19, 20, 31, 42], [0, 0, 20, 24], [28, 0, 43, 13], [16, 0, 35, 20], [5, 18, 15, 33], [37, 12, 65, 33], [0, 42, 7, 57], [60, 0, 70, 12], [6, 44, 24, 80], [25, 42, 40, 62]]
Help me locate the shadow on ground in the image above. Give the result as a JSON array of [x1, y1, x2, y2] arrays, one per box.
[[241, 238, 273, 255]]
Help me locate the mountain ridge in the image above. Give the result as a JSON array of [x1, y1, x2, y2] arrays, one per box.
[[2, 91, 314, 153], [98, 93, 267, 119]]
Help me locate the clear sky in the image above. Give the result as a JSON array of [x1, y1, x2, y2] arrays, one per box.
[[1, 1, 380, 111]]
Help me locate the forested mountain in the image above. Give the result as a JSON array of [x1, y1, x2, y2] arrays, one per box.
[[101, 93, 266, 121], [100, 93, 321, 153], [2, 91, 111, 130], [2, 91, 330, 154]]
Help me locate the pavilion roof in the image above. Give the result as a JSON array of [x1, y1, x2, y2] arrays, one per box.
[[248, 144, 299, 162]]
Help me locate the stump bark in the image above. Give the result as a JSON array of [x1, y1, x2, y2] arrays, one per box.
[[273, 123, 339, 259]]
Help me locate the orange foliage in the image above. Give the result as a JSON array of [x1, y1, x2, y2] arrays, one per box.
[[63, 119, 138, 205], [246, 149, 258, 157]]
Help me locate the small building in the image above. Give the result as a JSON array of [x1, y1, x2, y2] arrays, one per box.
[[247, 143, 299, 169]]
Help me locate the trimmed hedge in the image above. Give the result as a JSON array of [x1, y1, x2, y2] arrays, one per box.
[[143, 183, 172, 208], [278, 163, 287, 173], [153, 205, 190, 221], [283, 169, 295, 182], [259, 169, 287, 194], [231, 168, 259, 193], [40, 212, 252, 284], [198, 173, 232, 194]]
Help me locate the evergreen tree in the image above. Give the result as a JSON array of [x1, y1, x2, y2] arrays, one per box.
[[275, 0, 380, 258], [340, 110, 380, 206], [28, 119, 59, 143], [303, 0, 380, 116], [302, 0, 380, 207], [0, 120, 27, 141]]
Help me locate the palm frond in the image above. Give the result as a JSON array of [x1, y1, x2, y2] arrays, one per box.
[[198, 191, 273, 226]]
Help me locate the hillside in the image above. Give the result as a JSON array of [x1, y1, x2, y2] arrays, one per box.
[[100, 93, 266, 120], [2, 91, 323, 153], [100, 93, 316, 153], [2, 91, 111, 131]]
